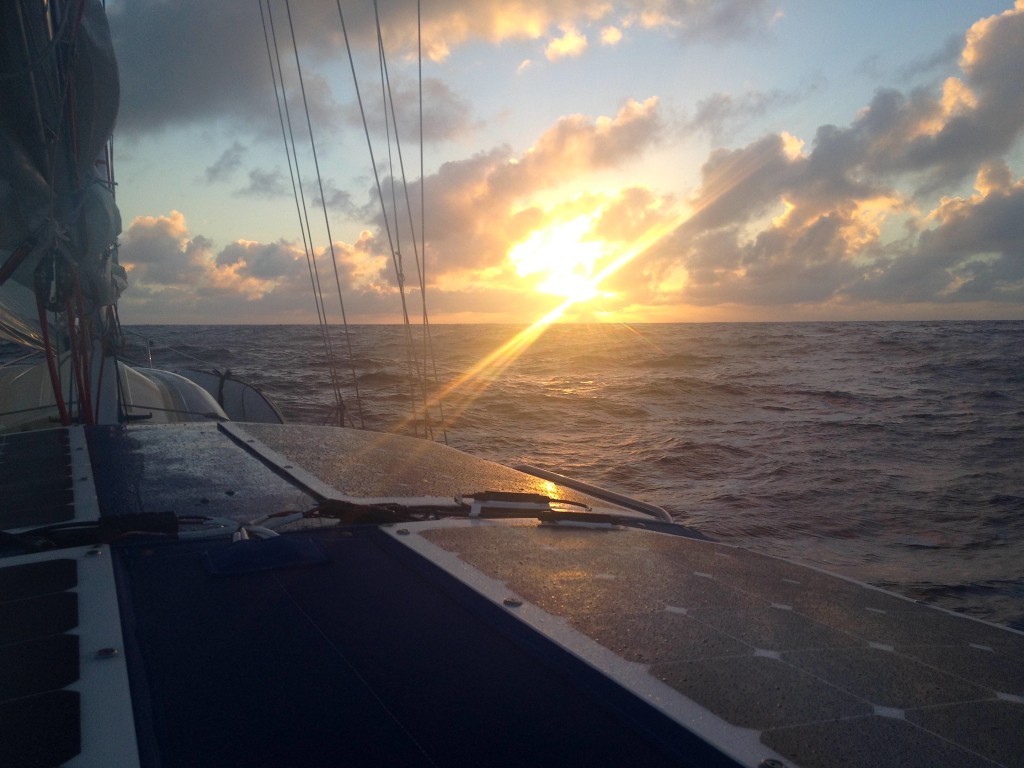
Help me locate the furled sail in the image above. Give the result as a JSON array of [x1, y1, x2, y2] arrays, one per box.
[[0, 0, 125, 348]]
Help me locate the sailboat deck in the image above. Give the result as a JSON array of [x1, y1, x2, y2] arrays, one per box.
[[403, 521, 1024, 767], [1, 423, 1022, 767]]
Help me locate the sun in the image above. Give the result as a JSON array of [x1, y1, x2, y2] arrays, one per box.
[[507, 214, 610, 304]]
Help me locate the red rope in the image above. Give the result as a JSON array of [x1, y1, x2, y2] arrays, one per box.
[[77, 299, 93, 423], [36, 295, 70, 426]]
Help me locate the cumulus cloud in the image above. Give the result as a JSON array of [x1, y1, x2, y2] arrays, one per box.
[[545, 26, 588, 60], [111, 3, 1023, 321], [117, 211, 396, 322], [601, 26, 624, 45], [848, 162, 1024, 304], [631, 2, 1024, 314], [120, 212, 285, 299], [405, 97, 665, 275], [116, 94, 671, 322]]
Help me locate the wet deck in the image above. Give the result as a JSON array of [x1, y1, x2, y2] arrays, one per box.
[[405, 521, 1024, 768]]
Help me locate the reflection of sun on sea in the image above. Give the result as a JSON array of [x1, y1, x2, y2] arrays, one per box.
[[395, 207, 685, 435]]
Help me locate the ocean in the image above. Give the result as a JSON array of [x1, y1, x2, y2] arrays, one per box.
[[10, 321, 1024, 629]]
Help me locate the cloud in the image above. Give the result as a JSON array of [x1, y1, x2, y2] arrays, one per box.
[[117, 211, 398, 322], [340, 76, 474, 142], [848, 162, 1024, 304], [237, 168, 290, 200], [112, 3, 1024, 322], [215, 240, 304, 281], [402, 97, 665, 277], [108, 1, 776, 138], [600, 26, 624, 45], [409, 1, 775, 58], [631, 2, 1024, 314], [204, 141, 247, 183], [118, 97, 668, 322], [545, 26, 588, 60], [621, 0, 776, 41], [893, 35, 963, 82], [679, 83, 819, 142], [841, 4, 1024, 189], [120, 212, 281, 298]]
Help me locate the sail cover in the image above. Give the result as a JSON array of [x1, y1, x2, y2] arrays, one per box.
[[0, 0, 123, 347]]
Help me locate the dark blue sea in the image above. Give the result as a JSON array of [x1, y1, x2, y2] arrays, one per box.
[[21, 321, 1024, 629]]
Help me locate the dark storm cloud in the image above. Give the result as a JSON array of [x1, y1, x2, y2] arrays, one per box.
[[108, 2, 429, 138]]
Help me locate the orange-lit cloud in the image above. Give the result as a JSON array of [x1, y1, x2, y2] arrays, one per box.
[[545, 25, 588, 60], [118, 212, 400, 322], [109, 2, 1024, 323]]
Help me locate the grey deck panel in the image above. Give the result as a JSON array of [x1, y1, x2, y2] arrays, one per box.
[[240, 421, 630, 510], [418, 523, 1024, 768]]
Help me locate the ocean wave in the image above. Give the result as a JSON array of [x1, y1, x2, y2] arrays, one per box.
[[26, 319, 1022, 628]]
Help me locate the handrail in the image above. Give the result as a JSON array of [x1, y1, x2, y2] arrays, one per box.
[[513, 464, 673, 523]]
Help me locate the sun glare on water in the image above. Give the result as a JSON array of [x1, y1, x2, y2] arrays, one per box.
[[393, 207, 686, 435]]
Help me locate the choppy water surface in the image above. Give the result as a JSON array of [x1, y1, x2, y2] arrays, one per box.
[[81, 321, 1024, 628]]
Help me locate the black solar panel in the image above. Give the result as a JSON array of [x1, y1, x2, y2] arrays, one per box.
[[0, 557, 81, 768], [0, 690, 81, 768], [0, 558, 76, 599], [0, 430, 74, 530]]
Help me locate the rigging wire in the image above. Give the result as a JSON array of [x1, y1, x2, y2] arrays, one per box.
[[260, 0, 350, 427], [284, 0, 366, 429], [372, 0, 427, 437], [18, 0, 87, 426], [267, 1, 345, 426], [336, 0, 448, 440], [417, 0, 448, 444], [378, 0, 447, 442]]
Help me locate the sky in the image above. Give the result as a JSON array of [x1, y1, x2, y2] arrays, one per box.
[[105, 0, 1024, 324]]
